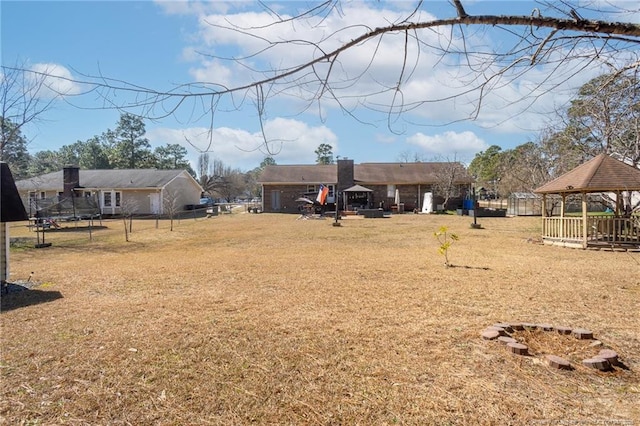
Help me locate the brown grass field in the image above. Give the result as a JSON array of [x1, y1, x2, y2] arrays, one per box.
[[1, 212, 639, 425]]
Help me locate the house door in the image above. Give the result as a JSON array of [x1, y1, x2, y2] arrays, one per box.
[[150, 192, 161, 215], [271, 190, 281, 211], [101, 190, 121, 215]]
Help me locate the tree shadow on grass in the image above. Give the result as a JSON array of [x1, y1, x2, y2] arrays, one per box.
[[447, 265, 491, 270], [42, 225, 109, 233], [1, 283, 63, 312]]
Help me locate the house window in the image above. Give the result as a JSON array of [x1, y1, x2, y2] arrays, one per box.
[[29, 191, 45, 201], [387, 185, 396, 198], [84, 191, 92, 198], [307, 185, 317, 194], [104, 191, 122, 207], [29, 191, 46, 200]]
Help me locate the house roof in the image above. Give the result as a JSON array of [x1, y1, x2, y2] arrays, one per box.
[[355, 162, 472, 184], [259, 162, 473, 185], [1, 162, 28, 222], [534, 154, 640, 194], [258, 165, 337, 184], [15, 169, 201, 192]]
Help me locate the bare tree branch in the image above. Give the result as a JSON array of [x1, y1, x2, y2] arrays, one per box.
[[5, 1, 639, 155]]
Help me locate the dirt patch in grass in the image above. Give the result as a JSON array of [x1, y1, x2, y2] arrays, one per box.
[[1, 214, 639, 424]]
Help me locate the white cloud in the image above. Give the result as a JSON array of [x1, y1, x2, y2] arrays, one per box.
[[185, 3, 442, 102], [170, 2, 623, 142], [15, 0, 633, 177], [154, 0, 231, 16], [29, 63, 82, 98], [375, 133, 397, 144], [147, 118, 338, 171], [188, 58, 234, 88], [406, 131, 488, 161]]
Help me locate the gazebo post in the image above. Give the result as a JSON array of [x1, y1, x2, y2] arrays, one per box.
[[560, 194, 566, 240], [581, 192, 588, 249], [541, 194, 547, 240]]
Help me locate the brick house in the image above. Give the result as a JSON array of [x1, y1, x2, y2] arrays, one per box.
[[258, 159, 473, 213]]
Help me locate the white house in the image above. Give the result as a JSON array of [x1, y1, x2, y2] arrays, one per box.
[[15, 166, 204, 217]]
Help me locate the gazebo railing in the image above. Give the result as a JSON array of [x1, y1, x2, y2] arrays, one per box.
[[542, 217, 584, 241], [541, 216, 640, 246], [587, 216, 640, 244]]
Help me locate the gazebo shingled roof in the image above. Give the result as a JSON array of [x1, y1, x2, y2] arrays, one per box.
[[534, 154, 640, 194], [343, 184, 373, 192], [1, 162, 28, 223]]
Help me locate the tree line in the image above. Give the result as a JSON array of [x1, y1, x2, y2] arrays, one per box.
[[1, 113, 194, 179], [0, 105, 337, 203], [2, 71, 637, 206], [0, 110, 278, 202], [469, 72, 640, 202]]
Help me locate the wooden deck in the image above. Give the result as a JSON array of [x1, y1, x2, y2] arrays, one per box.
[[541, 216, 640, 249]]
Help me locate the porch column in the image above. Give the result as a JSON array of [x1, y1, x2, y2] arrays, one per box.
[[581, 192, 588, 249]]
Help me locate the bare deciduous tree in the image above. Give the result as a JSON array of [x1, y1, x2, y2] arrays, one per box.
[[6, 1, 640, 154], [120, 197, 139, 239], [163, 189, 181, 231], [1, 61, 56, 150], [432, 157, 468, 210], [1, 61, 65, 176]]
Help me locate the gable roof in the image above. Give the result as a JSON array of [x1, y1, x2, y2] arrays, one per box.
[[1, 162, 28, 222], [534, 154, 640, 194], [259, 162, 472, 184], [259, 165, 337, 184], [15, 169, 201, 192], [355, 162, 472, 184]]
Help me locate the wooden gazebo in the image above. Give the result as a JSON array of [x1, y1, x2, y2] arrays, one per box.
[[534, 154, 640, 249]]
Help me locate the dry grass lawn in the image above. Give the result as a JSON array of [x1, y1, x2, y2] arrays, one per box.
[[1, 212, 639, 425]]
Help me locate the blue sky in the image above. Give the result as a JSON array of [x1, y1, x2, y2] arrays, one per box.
[[2, 1, 636, 172]]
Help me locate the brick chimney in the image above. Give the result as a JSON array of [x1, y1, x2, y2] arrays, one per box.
[[63, 165, 80, 197], [337, 159, 354, 192]]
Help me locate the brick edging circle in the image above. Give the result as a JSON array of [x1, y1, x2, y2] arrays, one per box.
[[481, 323, 623, 372]]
